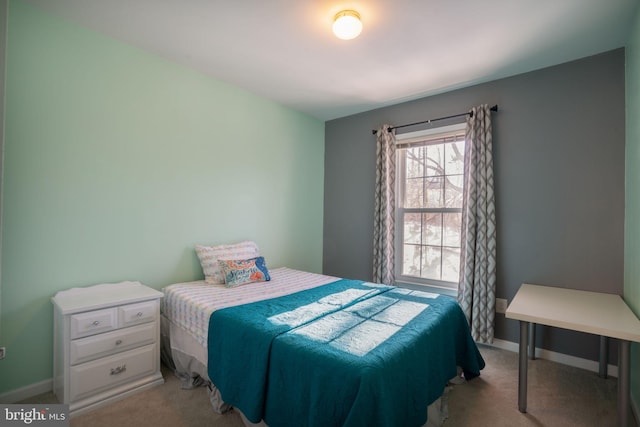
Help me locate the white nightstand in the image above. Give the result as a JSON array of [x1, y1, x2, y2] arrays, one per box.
[[52, 281, 164, 415]]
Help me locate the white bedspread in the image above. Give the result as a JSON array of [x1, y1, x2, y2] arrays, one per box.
[[161, 267, 338, 347]]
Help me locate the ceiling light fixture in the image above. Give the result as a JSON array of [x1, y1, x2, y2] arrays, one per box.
[[332, 10, 362, 40]]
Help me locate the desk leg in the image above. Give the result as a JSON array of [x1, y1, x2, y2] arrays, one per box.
[[599, 336, 608, 379], [518, 320, 529, 413], [618, 340, 630, 427], [528, 323, 536, 360]]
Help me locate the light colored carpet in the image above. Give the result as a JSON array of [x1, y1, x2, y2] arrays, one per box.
[[446, 345, 632, 427], [20, 345, 636, 427]]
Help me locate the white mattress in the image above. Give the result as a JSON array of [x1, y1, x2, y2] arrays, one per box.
[[160, 267, 338, 347]]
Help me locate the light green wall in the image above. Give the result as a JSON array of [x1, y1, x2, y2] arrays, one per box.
[[0, 0, 6, 353], [0, 0, 324, 393], [625, 3, 640, 416]]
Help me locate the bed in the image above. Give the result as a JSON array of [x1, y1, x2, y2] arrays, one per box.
[[161, 267, 484, 427]]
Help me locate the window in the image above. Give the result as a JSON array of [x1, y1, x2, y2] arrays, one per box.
[[395, 123, 465, 291]]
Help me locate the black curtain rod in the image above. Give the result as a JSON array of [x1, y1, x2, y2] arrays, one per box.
[[372, 104, 498, 135]]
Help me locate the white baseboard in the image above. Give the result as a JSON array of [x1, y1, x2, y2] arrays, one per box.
[[486, 338, 619, 378], [0, 378, 53, 403]]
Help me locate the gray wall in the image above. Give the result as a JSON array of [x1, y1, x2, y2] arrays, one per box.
[[323, 49, 625, 362]]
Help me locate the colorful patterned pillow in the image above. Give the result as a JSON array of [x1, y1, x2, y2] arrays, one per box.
[[218, 257, 271, 287], [195, 241, 260, 284]]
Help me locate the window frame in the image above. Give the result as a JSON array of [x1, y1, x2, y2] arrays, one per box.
[[394, 122, 466, 296]]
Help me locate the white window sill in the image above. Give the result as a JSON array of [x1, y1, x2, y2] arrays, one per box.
[[394, 280, 458, 298]]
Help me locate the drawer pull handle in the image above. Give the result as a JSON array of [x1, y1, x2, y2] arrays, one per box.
[[115, 339, 123, 346], [110, 365, 127, 375], [136, 312, 143, 318], [92, 320, 100, 326]]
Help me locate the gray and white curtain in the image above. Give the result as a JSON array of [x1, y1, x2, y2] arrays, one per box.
[[458, 105, 497, 343], [372, 125, 396, 285]]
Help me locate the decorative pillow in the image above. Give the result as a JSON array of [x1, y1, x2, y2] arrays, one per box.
[[195, 241, 260, 284], [219, 257, 271, 287]]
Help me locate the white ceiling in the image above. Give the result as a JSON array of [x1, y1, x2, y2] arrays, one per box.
[[24, 0, 639, 121]]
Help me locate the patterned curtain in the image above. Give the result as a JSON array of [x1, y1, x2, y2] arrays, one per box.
[[458, 105, 497, 343], [372, 125, 396, 285]]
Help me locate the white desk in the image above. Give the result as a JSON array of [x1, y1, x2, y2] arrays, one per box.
[[506, 283, 640, 427]]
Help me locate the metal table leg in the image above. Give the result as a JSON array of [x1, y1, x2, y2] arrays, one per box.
[[528, 323, 536, 360], [599, 336, 608, 379], [618, 340, 630, 427], [518, 320, 529, 413]]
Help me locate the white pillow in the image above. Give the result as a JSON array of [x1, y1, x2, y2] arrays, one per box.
[[195, 241, 260, 284]]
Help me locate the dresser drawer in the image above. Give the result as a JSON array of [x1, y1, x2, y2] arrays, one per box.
[[70, 322, 156, 365], [69, 344, 157, 402], [118, 300, 157, 328], [70, 308, 117, 339]]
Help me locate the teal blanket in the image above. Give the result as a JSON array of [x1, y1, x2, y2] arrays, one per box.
[[208, 279, 484, 427]]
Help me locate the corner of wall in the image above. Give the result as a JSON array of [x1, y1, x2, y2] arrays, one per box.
[[625, 2, 640, 422], [0, 0, 8, 345]]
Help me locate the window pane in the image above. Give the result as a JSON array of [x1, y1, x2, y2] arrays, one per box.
[[421, 246, 441, 280], [425, 144, 444, 177], [405, 177, 423, 208], [405, 147, 424, 179], [445, 140, 465, 175], [445, 174, 464, 208], [422, 213, 442, 246], [402, 244, 421, 277], [442, 247, 460, 282], [403, 213, 421, 245], [443, 212, 462, 247], [396, 126, 466, 287], [424, 176, 444, 208]]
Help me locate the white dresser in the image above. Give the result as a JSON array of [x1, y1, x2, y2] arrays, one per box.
[[52, 281, 164, 415]]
